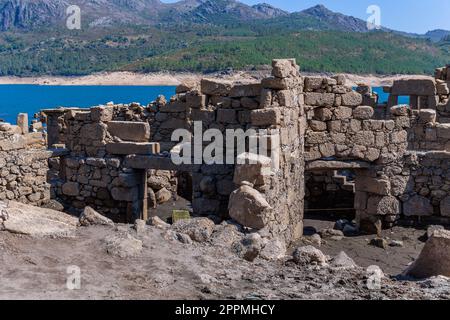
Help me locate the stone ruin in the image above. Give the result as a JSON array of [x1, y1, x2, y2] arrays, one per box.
[[1, 60, 450, 246], [0, 113, 52, 206]]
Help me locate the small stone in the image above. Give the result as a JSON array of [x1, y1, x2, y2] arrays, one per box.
[[259, 238, 287, 261], [319, 228, 344, 241], [171, 217, 215, 242], [176, 232, 193, 244], [134, 219, 146, 234], [149, 216, 170, 230], [309, 234, 322, 247], [233, 233, 263, 262], [331, 251, 358, 269], [155, 187, 172, 204], [79, 206, 114, 227], [343, 224, 359, 236], [353, 106, 374, 120], [427, 225, 445, 239], [370, 237, 388, 249], [104, 233, 143, 258], [293, 246, 327, 266], [334, 219, 350, 231], [389, 240, 404, 247]]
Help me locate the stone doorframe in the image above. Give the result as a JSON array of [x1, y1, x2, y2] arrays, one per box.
[[305, 160, 374, 231]]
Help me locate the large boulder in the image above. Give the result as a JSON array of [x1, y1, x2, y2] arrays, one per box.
[[0, 200, 78, 238], [79, 206, 114, 227], [405, 229, 450, 279], [228, 184, 273, 230]]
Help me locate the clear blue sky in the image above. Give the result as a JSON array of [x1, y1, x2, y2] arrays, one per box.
[[162, 0, 450, 34]]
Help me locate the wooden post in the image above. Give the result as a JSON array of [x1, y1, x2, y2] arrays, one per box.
[[410, 95, 418, 109], [140, 169, 148, 222], [387, 95, 398, 108]]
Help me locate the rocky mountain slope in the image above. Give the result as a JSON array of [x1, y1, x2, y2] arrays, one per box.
[[0, 1, 447, 76], [425, 29, 450, 42], [0, 0, 447, 39], [0, 0, 289, 30]]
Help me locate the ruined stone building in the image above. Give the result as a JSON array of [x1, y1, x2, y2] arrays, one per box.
[[1, 59, 450, 245]]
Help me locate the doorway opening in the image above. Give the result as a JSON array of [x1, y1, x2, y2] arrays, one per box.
[[147, 170, 193, 224], [304, 169, 356, 222]]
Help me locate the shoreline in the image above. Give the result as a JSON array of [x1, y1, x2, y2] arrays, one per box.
[[0, 71, 432, 87]]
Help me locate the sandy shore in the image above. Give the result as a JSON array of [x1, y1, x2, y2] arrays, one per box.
[[0, 72, 200, 86], [0, 71, 431, 87]]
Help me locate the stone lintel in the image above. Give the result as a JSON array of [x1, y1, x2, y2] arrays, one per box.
[[305, 160, 371, 171], [106, 142, 160, 155], [124, 154, 197, 172]]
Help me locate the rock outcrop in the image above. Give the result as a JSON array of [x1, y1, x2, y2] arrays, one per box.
[[406, 229, 450, 279], [228, 184, 273, 230], [79, 206, 114, 227], [0, 200, 78, 237]]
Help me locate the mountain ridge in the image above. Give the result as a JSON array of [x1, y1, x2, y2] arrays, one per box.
[[0, 1, 447, 77], [0, 0, 447, 38]]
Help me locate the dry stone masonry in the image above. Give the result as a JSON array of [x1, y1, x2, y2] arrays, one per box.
[[2, 59, 450, 246], [0, 114, 50, 206]]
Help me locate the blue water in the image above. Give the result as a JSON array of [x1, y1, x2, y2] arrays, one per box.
[[372, 87, 409, 105], [0, 85, 176, 124], [0, 85, 408, 125]]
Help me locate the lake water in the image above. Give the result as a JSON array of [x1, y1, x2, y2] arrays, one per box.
[[0, 85, 408, 125], [372, 87, 409, 105], [0, 85, 176, 124]]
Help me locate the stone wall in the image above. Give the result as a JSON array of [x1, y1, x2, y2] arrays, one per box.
[[435, 65, 450, 123], [36, 60, 450, 242], [354, 150, 450, 234], [53, 107, 159, 220], [303, 77, 409, 163], [408, 109, 450, 151], [384, 66, 450, 123], [0, 116, 50, 206], [229, 59, 305, 244]]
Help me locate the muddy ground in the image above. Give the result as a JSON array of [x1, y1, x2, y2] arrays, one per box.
[[301, 218, 426, 275], [0, 217, 449, 300]]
